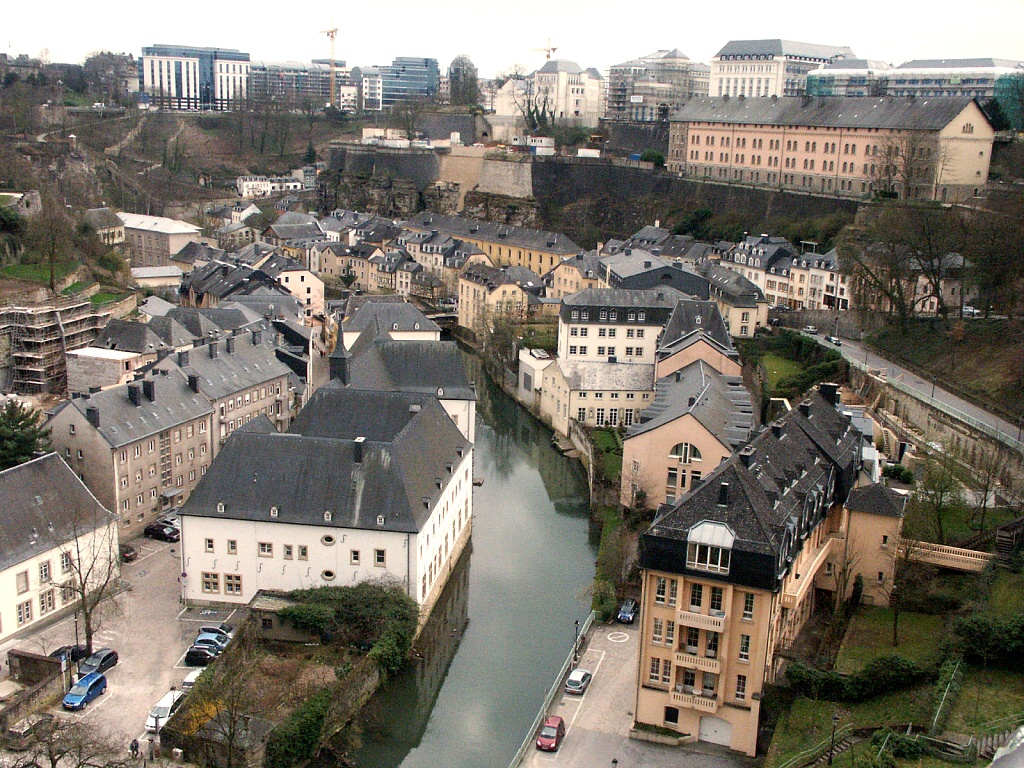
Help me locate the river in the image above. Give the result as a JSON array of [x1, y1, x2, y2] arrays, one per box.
[[351, 363, 597, 768]]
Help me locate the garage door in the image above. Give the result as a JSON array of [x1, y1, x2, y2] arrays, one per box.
[[699, 715, 732, 747]]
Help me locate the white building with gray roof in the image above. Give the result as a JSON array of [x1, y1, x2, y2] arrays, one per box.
[[711, 39, 856, 98]]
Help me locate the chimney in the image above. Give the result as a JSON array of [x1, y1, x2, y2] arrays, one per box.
[[353, 436, 365, 464], [688, 396, 696, 407], [252, 329, 262, 346], [143, 379, 156, 402], [86, 406, 100, 427], [819, 382, 839, 406], [799, 399, 812, 417], [127, 383, 142, 406], [739, 444, 756, 467], [209, 341, 219, 358], [178, 350, 190, 368], [717, 482, 730, 506], [643, 260, 651, 268], [188, 374, 200, 393], [771, 420, 783, 438], [226, 336, 235, 354], [675, 371, 681, 383]]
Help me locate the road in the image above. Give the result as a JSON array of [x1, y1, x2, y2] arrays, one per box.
[[817, 335, 1022, 448]]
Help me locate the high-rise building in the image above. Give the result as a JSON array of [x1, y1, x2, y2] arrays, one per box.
[[381, 57, 440, 108], [607, 50, 709, 122], [248, 60, 347, 106], [140, 45, 250, 110]]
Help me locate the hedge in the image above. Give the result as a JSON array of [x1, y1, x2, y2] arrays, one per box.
[[786, 655, 928, 701], [264, 688, 333, 768]]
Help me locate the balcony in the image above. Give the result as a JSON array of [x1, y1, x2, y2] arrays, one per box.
[[674, 651, 722, 674], [782, 534, 838, 609], [670, 689, 719, 712], [676, 609, 726, 632]]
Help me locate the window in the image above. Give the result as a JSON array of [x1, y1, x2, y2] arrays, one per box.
[[649, 657, 661, 682], [665, 620, 676, 646], [40, 589, 55, 615], [39, 561, 51, 582], [706, 631, 719, 658], [881, 535, 889, 548], [224, 574, 242, 595], [710, 587, 724, 613], [61, 552, 72, 574], [743, 592, 755, 621], [298, 545, 308, 560], [262, 618, 274, 630], [878, 571, 885, 583], [202, 572, 220, 593], [690, 583, 703, 609], [284, 545, 293, 559], [258, 542, 273, 557], [687, 543, 731, 574], [685, 626, 699, 653], [683, 668, 697, 689], [736, 674, 747, 700], [662, 659, 672, 684], [351, 550, 361, 565], [204, 539, 214, 553], [665, 706, 679, 725], [655, 576, 667, 604], [669, 443, 702, 463], [668, 579, 678, 607], [227, 540, 237, 554], [375, 549, 386, 566], [739, 634, 751, 662], [652, 617, 664, 643], [17, 600, 32, 626]]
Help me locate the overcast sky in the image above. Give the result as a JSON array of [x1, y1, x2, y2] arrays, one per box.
[[7, 0, 1024, 80]]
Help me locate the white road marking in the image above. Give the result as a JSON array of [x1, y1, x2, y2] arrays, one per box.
[[606, 632, 629, 643]]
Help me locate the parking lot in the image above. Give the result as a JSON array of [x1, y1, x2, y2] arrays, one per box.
[[519, 621, 747, 768], [0, 536, 240, 752]]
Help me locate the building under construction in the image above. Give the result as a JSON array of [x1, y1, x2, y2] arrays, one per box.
[[0, 298, 112, 394]]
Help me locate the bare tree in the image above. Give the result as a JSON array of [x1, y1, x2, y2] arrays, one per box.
[[910, 450, 967, 546], [10, 718, 130, 768], [25, 202, 74, 294], [820, 532, 861, 668], [59, 505, 121, 654]]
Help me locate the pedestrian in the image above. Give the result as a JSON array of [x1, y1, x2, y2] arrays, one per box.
[[130, 738, 139, 759]]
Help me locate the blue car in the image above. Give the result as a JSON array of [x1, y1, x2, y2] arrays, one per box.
[[62, 672, 107, 710], [617, 598, 638, 623]]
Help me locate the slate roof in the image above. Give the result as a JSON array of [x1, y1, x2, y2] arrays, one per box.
[[715, 40, 855, 61], [83, 207, 122, 231], [343, 302, 440, 336], [845, 484, 906, 518], [173, 242, 226, 266], [404, 212, 579, 255], [93, 319, 170, 354], [58, 374, 213, 448], [549, 251, 604, 282], [289, 389, 436, 442], [180, 394, 468, 535], [139, 296, 176, 317], [562, 287, 687, 310], [640, 387, 862, 589], [165, 306, 264, 336], [266, 222, 324, 242], [340, 337, 476, 401], [538, 60, 584, 75], [556, 359, 655, 392], [0, 453, 116, 573], [672, 96, 980, 131], [153, 334, 292, 402], [147, 316, 196, 349], [897, 58, 1022, 70], [658, 300, 738, 360], [118, 212, 200, 235], [258, 254, 306, 278], [461, 263, 543, 292], [626, 360, 753, 447], [698, 261, 765, 307]]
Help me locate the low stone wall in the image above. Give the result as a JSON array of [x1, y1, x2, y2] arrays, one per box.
[[629, 726, 689, 746], [0, 651, 69, 732]]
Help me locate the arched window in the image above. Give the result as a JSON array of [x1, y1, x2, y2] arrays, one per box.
[[669, 443, 703, 463]]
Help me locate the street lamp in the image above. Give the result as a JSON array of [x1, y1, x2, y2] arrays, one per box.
[[828, 712, 840, 766]]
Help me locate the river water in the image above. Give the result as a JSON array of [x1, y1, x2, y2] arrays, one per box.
[[351, 364, 596, 768]]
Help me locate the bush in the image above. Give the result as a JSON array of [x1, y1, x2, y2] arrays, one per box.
[[850, 574, 864, 612], [264, 688, 333, 768], [872, 730, 925, 759], [882, 464, 915, 484], [591, 578, 618, 622], [640, 149, 665, 167], [929, 656, 965, 735], [951, 612, 1024, 667], [786, 655, 928, 702]]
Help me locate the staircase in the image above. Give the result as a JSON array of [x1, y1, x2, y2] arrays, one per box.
[[979, 730, 1014, 759], [809, 735, 862, 767], [995, 529, 1018, 567]]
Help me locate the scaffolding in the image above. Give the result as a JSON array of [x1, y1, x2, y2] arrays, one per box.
[[0, 297, 112, 394]]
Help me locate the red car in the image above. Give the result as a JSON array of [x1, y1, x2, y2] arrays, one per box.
[[536, 715, 566, 751]]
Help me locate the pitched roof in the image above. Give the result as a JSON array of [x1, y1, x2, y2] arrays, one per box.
[[715, 39, 855, 61], [845, 484, 907, 517], [404, 212, 579, 255], [626, 360, 753, 447], [538, 59, 584, 75], [658, 300, 737, 358], [0, 453, 116, 572], [180, 394, 468, 535], [341, 338, 476, 401], [117, 212, 200, 235], [672, 95, 982, 131], [556, 359, 655, 392], [92, 319, 170, 354], [83, 207, 122, 230], [173, 242, 226, 266], [343, 302, 440, 336], [289, 389, 437, 442], [153, 334, 292, 402]]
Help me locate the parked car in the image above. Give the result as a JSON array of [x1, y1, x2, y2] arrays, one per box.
[[194, 633, 229, 653], [184, 646, 219, 667], [49, 644, 89, 663], [6, 713, 54, 751], [120, 544, 138, 563], [181, 669, 204, 691], [198, 623, 234, 640], [564, 668, 593, 695], [78, 648, 118, 676], [156, 515, 180, 529], [535, 715, 566, 751], [963, 306, 982, 317], [62, 673, 107, 710], [616, 598, 638, 624], [825, 335, 842, 346], [146, 689, 186, 733], [144, 524, 180, 542], [802, 325, 819, 335]]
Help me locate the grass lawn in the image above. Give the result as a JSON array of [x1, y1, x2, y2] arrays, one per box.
[[946, 666, 1024, 733], [519, 322, 557, 352], [90, 292, 128, 305], [0, 261, 79, 284], [936, 503, 1020, 546], [836, 607, 946, 673], [592, 429, 622, 482], [761, 352, 806, 389], [988, 571, 1024, 618], [62, 280, 94, 295], [765, 687, 935, 768]]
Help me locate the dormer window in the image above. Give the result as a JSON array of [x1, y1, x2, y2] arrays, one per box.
[[599, 310, 607, 321], [686, 521, 734, 574], [571, 309, 579, 320]]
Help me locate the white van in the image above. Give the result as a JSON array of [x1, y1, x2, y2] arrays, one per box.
[[145, 689, 185, 733]]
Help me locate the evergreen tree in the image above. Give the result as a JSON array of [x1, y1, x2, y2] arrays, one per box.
[[304, 142, 316, 165], [0, 399, 51, 470]]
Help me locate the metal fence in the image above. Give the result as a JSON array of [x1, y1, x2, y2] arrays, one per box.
[[507, 611, 597, 768], [776, 723, 856, 768]]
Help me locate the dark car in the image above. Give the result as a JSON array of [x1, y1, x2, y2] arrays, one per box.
[[184, 646, 219, 667], [144, 524, 180, 542], [120, 544, 138, 563], [535, 715, 566, 751], [78, 648, 118, 676], [616, 598, 639, 624], [62, 673, 107, 710], [49, 644, 89, 663]]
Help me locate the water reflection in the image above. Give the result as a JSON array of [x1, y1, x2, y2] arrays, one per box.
[[351, 365, 595, 768]]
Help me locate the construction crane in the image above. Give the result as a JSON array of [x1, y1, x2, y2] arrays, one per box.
[[321, 25, 338, 108], [531, 39, 558, 60]]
